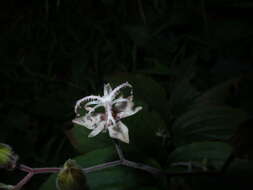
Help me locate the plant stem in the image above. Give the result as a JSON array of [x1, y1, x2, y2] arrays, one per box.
[[15, 140, 225, 190], [83, 160, 122, 173], [113, 139, 164, 175], [122, 160, 164, 175], [18, 164, 33, 173], [14, 172, 34, 190], [33, 167, 60, 174], [113, 139, 125, 160]]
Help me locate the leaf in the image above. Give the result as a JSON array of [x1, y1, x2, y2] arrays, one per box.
[[39, 147, 158, 190], [123, 109, 168, 160], [168, 78, 199, 117], [168, 142, 232, 170], [67, 124, 112, 153], [172, 105, 249, 146], [194, 78, 240, 106]]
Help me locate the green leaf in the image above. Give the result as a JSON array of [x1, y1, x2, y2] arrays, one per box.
[[67, 124, 112, 153], [168, 142, 232, 170], [124, 109, 167, 160], [194, 78, 239, 106], [40, 147, 158, 190], [168, 78, 199, 117], [172, 105, 249, 146]]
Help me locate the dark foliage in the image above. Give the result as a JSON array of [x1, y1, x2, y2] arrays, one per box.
[[1, 0, 253, 189]]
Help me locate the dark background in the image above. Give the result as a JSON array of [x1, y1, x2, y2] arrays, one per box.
[[1, 0, 253, 189]]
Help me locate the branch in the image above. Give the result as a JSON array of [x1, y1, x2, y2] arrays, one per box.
[[112, 140, 222, 177], [33, 167, 60, 174], [113, 139, 125, 160], [13, 172, 34, 190], [113, 139, 164, 175], [83, 160, 122, 173], [122, 160, 164, 176], [14, 140, 229, 190]]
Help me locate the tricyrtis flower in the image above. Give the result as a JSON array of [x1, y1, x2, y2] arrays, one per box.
[[73, 82, 142, 143]]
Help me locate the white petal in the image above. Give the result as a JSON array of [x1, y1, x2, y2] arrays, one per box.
[[113, 97, 129, 111], [118, 105, 142, 119], [87, 104, 104, 115], [84, 100, 100, 111], [74, 95, 101, 114], [110, 82, 132, 100], [72, 114, 101, 130], [104, 83, 112, 96], [72, 115, 94, 129], [108, 121, 129, 143], [88, 122, 105, 137]]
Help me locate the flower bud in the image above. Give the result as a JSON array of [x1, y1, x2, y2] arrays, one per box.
[[56, 159, 89, 190], [0, 143, 18, 171], [0, 183, 14, 190]]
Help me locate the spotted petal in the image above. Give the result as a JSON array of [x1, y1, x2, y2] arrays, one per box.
[[88, 121, 106, 137], [108, 121, 129, 143], [116, 98, 142, 119], [72, 115, 100, 130]]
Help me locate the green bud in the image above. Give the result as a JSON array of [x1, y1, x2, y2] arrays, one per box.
[[0, 143, 18, 171], [0, 183, 14, 190], [56, 159, 89, 190]]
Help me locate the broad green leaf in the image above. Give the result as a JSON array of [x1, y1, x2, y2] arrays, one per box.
[[67, 124, 112, 153], [168, 142, 232, 170], [122, 109, 167, 160], [194, 78, 239, 106], [172, 105, 249, 146], [40, 147, 158, 190], [168, 78, 199, 117]]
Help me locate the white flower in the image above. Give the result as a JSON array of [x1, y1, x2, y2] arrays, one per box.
[[72, 82, 142, 143]]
